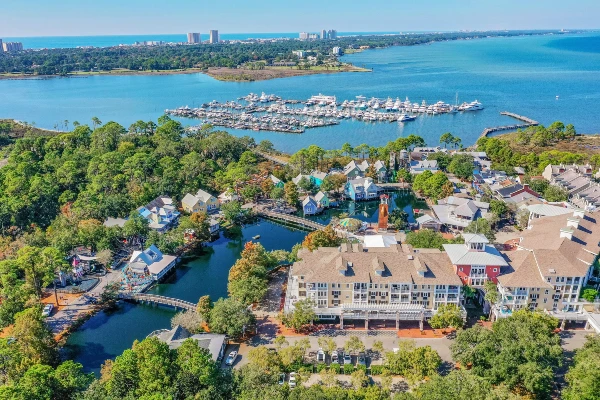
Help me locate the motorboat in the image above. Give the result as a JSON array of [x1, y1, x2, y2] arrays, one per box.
[[398, 114, 416, 122]]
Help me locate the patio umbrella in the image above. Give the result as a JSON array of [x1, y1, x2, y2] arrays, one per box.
[[339, 218, 361, 228]]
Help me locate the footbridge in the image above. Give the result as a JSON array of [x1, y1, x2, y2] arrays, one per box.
[[252, 149, 289, 166], [119, 293, 196, 312], [258, 209, 326, 230]]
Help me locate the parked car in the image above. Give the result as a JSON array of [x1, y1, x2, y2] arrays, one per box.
[[42, 304, 53, 317], [278, 373, 285, 385], [357, 352, 366, 367], [316, 348, 325, 363], [343, 352, 352, 365], [225, 351, 238, 366], [289, 372, 297, 388], [331, 350, 339, 364]]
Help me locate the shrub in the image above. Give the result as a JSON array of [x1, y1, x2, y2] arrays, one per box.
[[330, 363, 341, 374], [316, 363, 327, 373], [343, 363, 355, 375], [357, 364, 367, 372], [371, 365, 384, 375]]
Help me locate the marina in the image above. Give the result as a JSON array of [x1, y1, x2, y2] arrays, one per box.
[[480, 111, 539, 138], [166, 92, 484, 134]]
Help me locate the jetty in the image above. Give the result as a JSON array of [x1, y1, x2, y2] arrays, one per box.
[[119, 293, 196, 312], [480, 111, 539, 138], [252, 149, 289, 165]]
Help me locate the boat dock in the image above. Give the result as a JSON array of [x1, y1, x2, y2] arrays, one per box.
[[258, 209, 326, 231], [479, 111, 539, 138]]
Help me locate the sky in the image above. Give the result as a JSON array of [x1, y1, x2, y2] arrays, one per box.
[[1, 0, 598, 37]]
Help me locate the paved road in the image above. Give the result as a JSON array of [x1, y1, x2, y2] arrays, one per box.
[[46, 269, 122, 334]]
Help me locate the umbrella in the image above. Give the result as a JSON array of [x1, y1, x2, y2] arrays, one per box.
[[339, 218, 360, 228]]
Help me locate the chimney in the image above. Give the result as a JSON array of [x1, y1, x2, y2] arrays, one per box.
[[560, 228, 573, 240], [372, 258, 385, 276], [336, 257, 347, 276], [566, 218, 580, 229]]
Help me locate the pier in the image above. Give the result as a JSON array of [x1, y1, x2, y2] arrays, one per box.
[[119, 293, 196, 312], [479, 111, 539, 138], [252, 149, 289, 165]]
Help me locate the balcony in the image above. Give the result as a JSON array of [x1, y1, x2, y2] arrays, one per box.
[[470, 273, 487, 278]]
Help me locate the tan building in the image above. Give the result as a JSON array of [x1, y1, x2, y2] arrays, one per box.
[[181, 189, 219, 214], [494, 209, 599, 319], [285, 243, 464, 329]]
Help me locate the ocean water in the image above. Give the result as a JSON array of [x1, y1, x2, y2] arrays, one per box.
[[3, 32, 400, 49], [1, 33, 599, 153]]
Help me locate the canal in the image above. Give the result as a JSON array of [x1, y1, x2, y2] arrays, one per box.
[[64, 220, 309, 374]]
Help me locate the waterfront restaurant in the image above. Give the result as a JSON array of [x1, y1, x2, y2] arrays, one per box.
[[127, 244, 177, 281], [284, 243, 464, 329]]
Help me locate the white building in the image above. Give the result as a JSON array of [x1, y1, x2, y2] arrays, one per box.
[[128, 245, 177, 281], [209, 30, 219, 44]]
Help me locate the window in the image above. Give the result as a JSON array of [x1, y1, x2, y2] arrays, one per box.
[[459, 267, 463, 272], [493, 268, 498, 272], [544, 290, 549, 295], [346, 284, 350, 288]]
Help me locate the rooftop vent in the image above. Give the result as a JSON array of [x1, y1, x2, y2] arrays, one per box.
[[407, 255, 414, 260], [573, 209, 585, 219], [549, 268, 556, 274], [566, 218, 580, 229], [560, 228, 574, 240]]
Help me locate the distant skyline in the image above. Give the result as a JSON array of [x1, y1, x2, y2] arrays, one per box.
[[1, 0, 599, 37]]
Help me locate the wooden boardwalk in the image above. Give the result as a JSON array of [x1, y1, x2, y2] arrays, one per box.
[[258, 209, 326, 230], [479, 111, 539, 138], [119, 293, 196, 312]]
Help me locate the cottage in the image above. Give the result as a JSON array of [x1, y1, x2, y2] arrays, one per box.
[[154, 326, 227, 362], [314, 191, 330, 208], [416, 214, 443, 231], [343, 160, 363, 179], [218, 189, 240, 204], [138, 196, 180, 232], [292, 174, 312, 186], [128, 244, 177, 281], [432, 196, 489, 230], [209, 217, 220, 235], [182, 189, 219, 213], [302, 196, 322, 215], [310, 171, 328, 187], [345, 177, 380, 201]]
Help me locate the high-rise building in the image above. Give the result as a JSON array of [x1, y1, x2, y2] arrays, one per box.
[[321, 29, 328, 40], [209, 30, 219, 44], [299, 32, 309, 40], [328, 29, 337, 39], [2, 42, 23, 52], [0, 39, 3, 53], [308, 33, 319, 40], [187, 33, 201, 44], [332, 46, 342, 56]]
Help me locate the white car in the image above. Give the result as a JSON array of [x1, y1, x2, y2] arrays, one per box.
[[317, 348, 325, 363], [225, 351, 238, 366], [289, 372, 297, 388], [42, 304, 53, 317], [343, 352, 352, 365]]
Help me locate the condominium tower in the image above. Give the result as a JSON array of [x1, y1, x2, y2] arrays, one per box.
[[209, 30, 219, 44], [187, 33, 201, 44]]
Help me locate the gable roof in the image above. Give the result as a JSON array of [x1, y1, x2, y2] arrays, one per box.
[[195, 189, 215, 202], [443, 243, 508, 266], [270, 174, 282, 185], [302, 196, 317, 207], [315, 191, 328, 202]]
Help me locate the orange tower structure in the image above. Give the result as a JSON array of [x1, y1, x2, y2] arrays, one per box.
[[378, 194, 389, 231]]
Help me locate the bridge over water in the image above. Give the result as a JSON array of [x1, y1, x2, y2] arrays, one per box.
[[119, 293, 196, 312]]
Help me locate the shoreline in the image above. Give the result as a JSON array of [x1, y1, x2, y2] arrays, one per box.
[[0, 64, 370, 82]]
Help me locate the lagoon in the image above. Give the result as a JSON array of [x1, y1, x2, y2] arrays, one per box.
[[2, 33, 600, 153]]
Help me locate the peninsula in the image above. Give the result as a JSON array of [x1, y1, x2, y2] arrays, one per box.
[[0, 30, 567, 81]]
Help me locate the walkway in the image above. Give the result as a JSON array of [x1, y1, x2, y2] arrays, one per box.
[[251, 149, 289, 166], [479, 111, 539, 138], [258, 208, 326, 231], [119, 293, 196, 312]]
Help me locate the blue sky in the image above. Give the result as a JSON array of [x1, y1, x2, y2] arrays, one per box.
[[1, 0, 598, 37]]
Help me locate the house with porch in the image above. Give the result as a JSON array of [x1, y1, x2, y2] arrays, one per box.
[[138, 196, 180, 232], [217, 189, 239, 204], [315, 191, 330, 208], [345, 177, 381, 201], [409, 160, 439, 175], [431, 196, 490, 230], [127, 244, 178, 281], [182, 189, 219, 214]]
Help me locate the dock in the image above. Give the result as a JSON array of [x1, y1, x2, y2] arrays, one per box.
[[258, 209, 326, 231], [252, 149, 289, 166], [119, 293, 196, 312], [479, 111, 539, 138]]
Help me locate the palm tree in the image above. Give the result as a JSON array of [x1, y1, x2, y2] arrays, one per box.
[[91, 117, 102, 130]]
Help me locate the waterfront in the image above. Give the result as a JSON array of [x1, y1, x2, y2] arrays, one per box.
[[1, 33, 599, 153], [63, 220, 308, 374]]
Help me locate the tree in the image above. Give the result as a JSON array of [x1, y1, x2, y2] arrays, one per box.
[[448, 154, 474, 180], [221, 200, 244, 225], [318, 337, 337, 354], [122, 211, 150, 241], [389, 209, 409, 230], [385, 340, 441, 384], [95, 249, 113, 267], [350, 369, 369, 389], [171, 311, 204, 333], [414, 369, 494, 400], [489, 199, 508, 219], [428, 304, 464, 329], [301, 226, 341, 251], [279, 299, 316, 332], [297, 176, 317, 194], [321, 174, 347, 194], [563, 336, 600, 400], [483, 281, 499, 318], [228, 242, 274, 305], [451, 310, 561, 398], [99, 282, 120, 309], [405, 229, 457, 250], [344, 336, 365, 355], [273, 335, 289, 351], [209, 298, 255, 339], [543, 185, 569, 202], [319, 367, 337, 387], [196, 295, 213, 322], [91, 117, 102, 130], [581, 287, 598, 302], [284, 182, 299, 206], [440, 132, 454, 148], [463, 218, 496, 242], [12, 307, 58, 367]]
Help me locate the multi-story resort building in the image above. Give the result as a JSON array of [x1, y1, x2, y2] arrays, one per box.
[[285, 242, 464, 328], [187, 33, 201, 44], [494, 209, 599, 319], [209, 30, 219, 44]]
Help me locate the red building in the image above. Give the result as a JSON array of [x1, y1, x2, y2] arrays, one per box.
[[442, 234, 508, 287]]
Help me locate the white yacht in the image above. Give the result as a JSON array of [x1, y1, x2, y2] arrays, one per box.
[[392, 98, 401, 111], [385, 98, 394, 111], [259, 92, 269, 103], [398, 114, 416, 122], [461, 100, 484, 111]]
